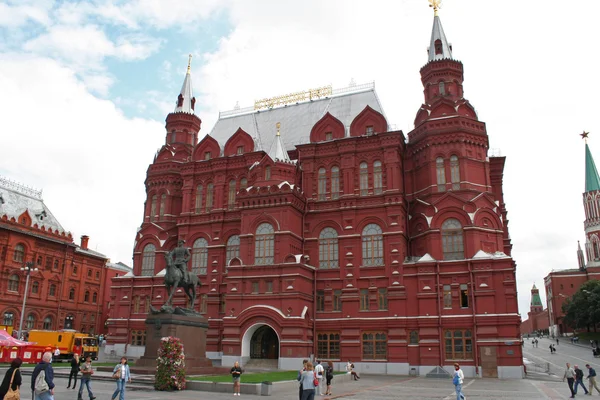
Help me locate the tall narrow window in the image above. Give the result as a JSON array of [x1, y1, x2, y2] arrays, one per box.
[[8, 275, 19, 292], [317, 290, 325, 311], [43, 316, 52, 330], [195, 185, 203, 214], [318, 168, 327, 200], [441, 219, 464, 260], [228, 180, 237, 210], [159, 194, 166, 217], [325, 132, 333, 141], [362, 332, 387, 359], [409, 330, 419, 344], [450, 155, 460, 190], [436, 157, 446, 192], [219, 294, 226, 313], [237, 146, 244, 155], [319, 228, 339, 269], [26, 314, 35, 329], [333, 290, 342, 311], [200, 294, 208, 313], [439, 81, 446, 96], [443, 285, 452, 308], [362, 224, 383, 266], [141, 244, 156, 276], [226, 235, 240, 266], [331, 166, 340, 200], [265, 166, 271, 180], [32, 281, 39, 294], [84, 291, 90, 302], [69, 288, 75, 300], [378, 288, 388, 310], [360, 289, 369, 311], [266, 281, 273, 293], [373, 160, 383, 194], [49, 284, 56, 297], [240, 178, 248, 190], [150, 195, 157, 221], [206, 183, 214, 212], [13, 244, 25, 262], [2, 312, 14, 326], [317, 332, 340, 359], [460, 284, 469, 308], [366, 126, 374, 135], [255, 223, 274, 265], [252, 281, 259, 293], [204, 151, 211, 160], [192, 238, 208, 275], [360, 162, 369, 196], [92, 292, 97, 303], [133, 296, 140, 313]]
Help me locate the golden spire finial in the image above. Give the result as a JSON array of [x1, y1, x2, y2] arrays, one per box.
[[276, 122, 281, 136], [187, 54, 192, 74], [428, 0, 442, 16], [581, 130, 590, 143]]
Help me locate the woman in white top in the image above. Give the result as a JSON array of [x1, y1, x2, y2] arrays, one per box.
[[453, 363, 465, 400], [111, 357, 131, 400]]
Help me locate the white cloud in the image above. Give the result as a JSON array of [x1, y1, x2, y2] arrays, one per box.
[[0, 0, 53, 28]]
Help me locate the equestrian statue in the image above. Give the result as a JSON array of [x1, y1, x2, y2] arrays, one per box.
[[162, 239, 201, 311]]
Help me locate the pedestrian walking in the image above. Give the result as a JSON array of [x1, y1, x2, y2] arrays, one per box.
[[78, 356, 96, 400], [314, 360, 324, 395], [549, 344, 554, 354], [453, 363, 465, 400], [297, 361, 317, 400], [31, 351, 55, 400], [67, 353, 80, 389], [325, 361, 334, 396], [111, 356, 131, 400], [563, 362, 576, 399], [0, 357, 22, 400], [586, 364, 600, 394], [298, 359, 308, 400], [552, 344, 556, 353], [230, 361, 242, 396], [574, 365, 590, 395], [557, 338, 560, 345]]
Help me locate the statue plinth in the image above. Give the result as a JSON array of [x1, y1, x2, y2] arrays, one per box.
[[132, 312, 215, 375]]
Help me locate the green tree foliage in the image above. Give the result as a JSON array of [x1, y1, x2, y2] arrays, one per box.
[[562, 280, 600, 332]]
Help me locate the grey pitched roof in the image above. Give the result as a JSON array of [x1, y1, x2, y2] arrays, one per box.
[[208, 82, 386, 153], [75, 246, 108, 260], [0, 177, 67, 234], [107, 261, 133, 273], [428, 16, 453, 62]]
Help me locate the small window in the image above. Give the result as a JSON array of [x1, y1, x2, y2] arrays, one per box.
[[366, 126, 374, 135], [266, 281, 273, 293], [31, 281, 39, 294], [359, 162, 369, 196], [8, 275, 19, 292], [13, 244, 25, 262], [228, 180, 236, 210], [318, 168, 327, 201], [317, 332, 340, 359], [49, 284, 56, 297], [360, 289, 369, 311], [442, 219, 464, 260], [72, 265, 78, 275], [219, 294, 226, 313], [436, 157, 446, 192], [53, 260, 59, 270], [92, 292, 97, 303], [434, 39, 443, 55], [333, 290, 342, 312], [362, 332, 387, 360], [450, 155, 460, 190], [95, 271, 100, 280], [159, 193, 166, 216], [43, 316, 52, 330], [331, 166, 340, 200], [443, 285, 452, 308], [87, 269, 92, 278], [325, 132, 333, 141], [252, 282, 259, 294], [206, 183, 214, 212], [204, 151, 211, 160], [69, 288, 75, 300], [409, 330, 419, 344], [37, 256, 42, 266], [2, 312, 14, 326], [460, 284, 469, 308], [150, 195, 157, 221], [237, 146, 244, 155], [26, 314, 36, 329], [317, 290, 325, 311], [439, 81, 446, 96], [373, 161, 383, 194], [84, 291, 89, 302], [378, 288, 388, 310], [265, 166, 271, 180], [45, 257, 52, 269], [240, 178, 248, 190]]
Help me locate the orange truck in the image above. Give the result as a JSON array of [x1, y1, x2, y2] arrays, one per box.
[[26, 330, 99, 361]]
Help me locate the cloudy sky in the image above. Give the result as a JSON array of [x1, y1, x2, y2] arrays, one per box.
[[0, 0, 598, 319]]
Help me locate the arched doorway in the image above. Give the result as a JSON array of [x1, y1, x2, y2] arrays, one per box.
[[250, 325, 279, 359]]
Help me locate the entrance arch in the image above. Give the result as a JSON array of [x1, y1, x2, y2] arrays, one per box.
[[242, 323, 280, 360]]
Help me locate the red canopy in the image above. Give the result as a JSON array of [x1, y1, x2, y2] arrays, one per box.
[[0, 330, 33, 347]]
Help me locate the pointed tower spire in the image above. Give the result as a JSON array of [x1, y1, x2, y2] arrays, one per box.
[[584, 135, 600, 192], [428, 0, 453, 61], [174, 54, 196, 114], [529, 284, 543, 313], [268, 122, 290, 162], [577, 240, 586, 270]]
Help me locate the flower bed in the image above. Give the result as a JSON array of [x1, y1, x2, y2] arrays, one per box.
[[155, 336, 186, 391]]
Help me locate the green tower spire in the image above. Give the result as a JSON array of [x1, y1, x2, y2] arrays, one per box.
[[585, 142, 600, 192], [530, 284, 543, 307]]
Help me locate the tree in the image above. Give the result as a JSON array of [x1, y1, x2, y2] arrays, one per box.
[[562, 280, 600, 332]]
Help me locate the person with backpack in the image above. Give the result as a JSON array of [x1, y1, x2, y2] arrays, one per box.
[[325, 361, 334, 396], [78, 356, 96, 400], [573, 365, 589, 395], [314, 360, 324, 395], [453, 363, 465, 400], [31, 352, 55, 400]]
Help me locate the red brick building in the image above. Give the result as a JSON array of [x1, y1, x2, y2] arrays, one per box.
[[106, 9, 522, 378], [0, 177, 111, 335], [520, 285, 549, 335], [543, 140, 600, 337]]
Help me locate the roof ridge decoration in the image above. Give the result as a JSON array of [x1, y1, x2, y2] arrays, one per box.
[[0, 176, 43, 199], [427, 0, 454, 62], [583, 132, 600, 192]]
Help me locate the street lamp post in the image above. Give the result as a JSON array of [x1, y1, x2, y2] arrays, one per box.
[[17, 261, 38, 340]]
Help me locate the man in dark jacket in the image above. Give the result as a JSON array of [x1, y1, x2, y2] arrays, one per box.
[[574, 365, 589, 395], [587, 364, 600, 394], [31, 352, 55, 400]]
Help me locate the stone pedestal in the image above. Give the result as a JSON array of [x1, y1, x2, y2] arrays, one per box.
[[132, 312, 215, 375]]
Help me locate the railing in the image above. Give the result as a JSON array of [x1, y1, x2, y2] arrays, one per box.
[[0, 176, 43, 199]]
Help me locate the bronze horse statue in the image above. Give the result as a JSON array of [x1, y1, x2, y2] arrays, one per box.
[[163, 252, 201, 309]]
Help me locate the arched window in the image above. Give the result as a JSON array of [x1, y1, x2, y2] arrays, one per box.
[[159, 193, 166, 217], [43, 316, 53, 330], [226, 235, 240, 265], [439, 81, 446, 96], [319, 228, 339, 269], [69, 288, 75, 300], [8, 275, 19, 292], [206, 183, 214, 212], [442, 218, 464, 260], [49, 284, 56, 297], [240, 178, 248, 190], [13, 244, 25, 262], [31, 281, 39, 294], [150, 195, 157, 221], [195, 185, 203, 214], [360, 162, 369, 196], [84, 291, 90, 302], [373, 161, 383, 194], [593, 236, 600, 260], [318, 168, 327, 201], [228, 180, 237, 210], [191, 238, 208, 275], [436, 157, 446, 192], [331, 166, 340, 200], [3, 312, 14, 326], [434, 39, 443, 55], [450, 155, 460, 190], [362, 224, 383, 266], [26, 314, 36, 329], [255, 223, 274, 265], [265, 166, 271, 180], [92, 292, 97, 303], [141, 244, 156, 276]]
